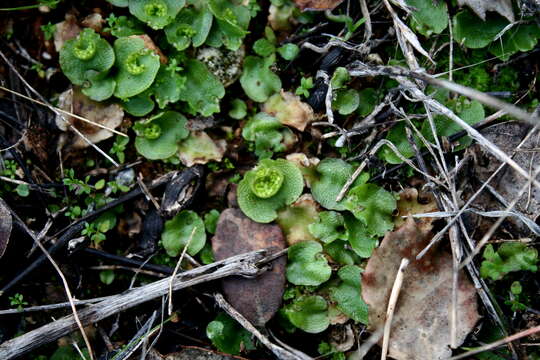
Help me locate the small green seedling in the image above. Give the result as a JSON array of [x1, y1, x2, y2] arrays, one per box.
[[505, 281, 527, 312], [237, 158, 304, 223], [40, 22, 55, 40], [295, 76, 313, 98], [110, 135, 129, 163], [105, 14, 145, 37], [9, 293, 28, 311], [480, 243, 538, 281]]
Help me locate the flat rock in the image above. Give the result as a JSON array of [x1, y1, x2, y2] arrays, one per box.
[[212, 208, 286, 327]]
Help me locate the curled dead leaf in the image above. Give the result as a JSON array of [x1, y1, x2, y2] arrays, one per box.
[[129, 34, 168, 64], [362, 218, 479, 360], [81, 13, 105, 32], [457, 0, 515, 22], [395, 188, 438, 228], [294, 0, 344, 11], [178, 131, 227, 167], [54, 14, 81, 52], [277, 194, 320, 245], [263, 91, 315, 132], [212, 208, 286, 327], [56, 87, 124, 150]]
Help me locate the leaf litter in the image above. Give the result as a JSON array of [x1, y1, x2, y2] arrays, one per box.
[[362, 217, 479, 360], [1, 0, 539, 359]]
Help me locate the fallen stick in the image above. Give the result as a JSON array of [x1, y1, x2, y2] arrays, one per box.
[[0, 249, 273, 360], [214, 293, 312, 360]]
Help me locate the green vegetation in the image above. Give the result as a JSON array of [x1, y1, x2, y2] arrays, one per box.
[[237, 158, 303, 223], [2, 0, 539, 358]]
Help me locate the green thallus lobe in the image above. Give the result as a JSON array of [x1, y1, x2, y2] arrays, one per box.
[[249, 166, 284, 198]]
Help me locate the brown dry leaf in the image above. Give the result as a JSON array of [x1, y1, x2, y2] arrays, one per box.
[[329, 324, 355, 352], [395, 188, 438, 228], [129, 34, 168, 64], [263, 91, 315, 132], [294, 0, 344, 11], [276, 194, 320, 245], [53, 14, 81, 52], [212, 208, 287, 327], [362, 218, 479, 360], [81, 13, 105, 32], [0, 198, 12, 259], [56, 87, 124, 149], [457, 0, 515, 21], [177, 131, 227, 167]]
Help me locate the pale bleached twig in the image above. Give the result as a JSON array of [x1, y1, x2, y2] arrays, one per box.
[[168, 227, 197, 315], [346, 63, 540, 191], [336, 138, 446, 202], [0, 249, 271, 359], [449, 325, 540, 360], [381, 258, 409, 360], [137, 173, 160, 211], [416, 122, 540, 259], [0, 297, 110, 315], [89, 265, 166, 278], [459, 162, 540, 271], [214, 293, 311, 360]]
